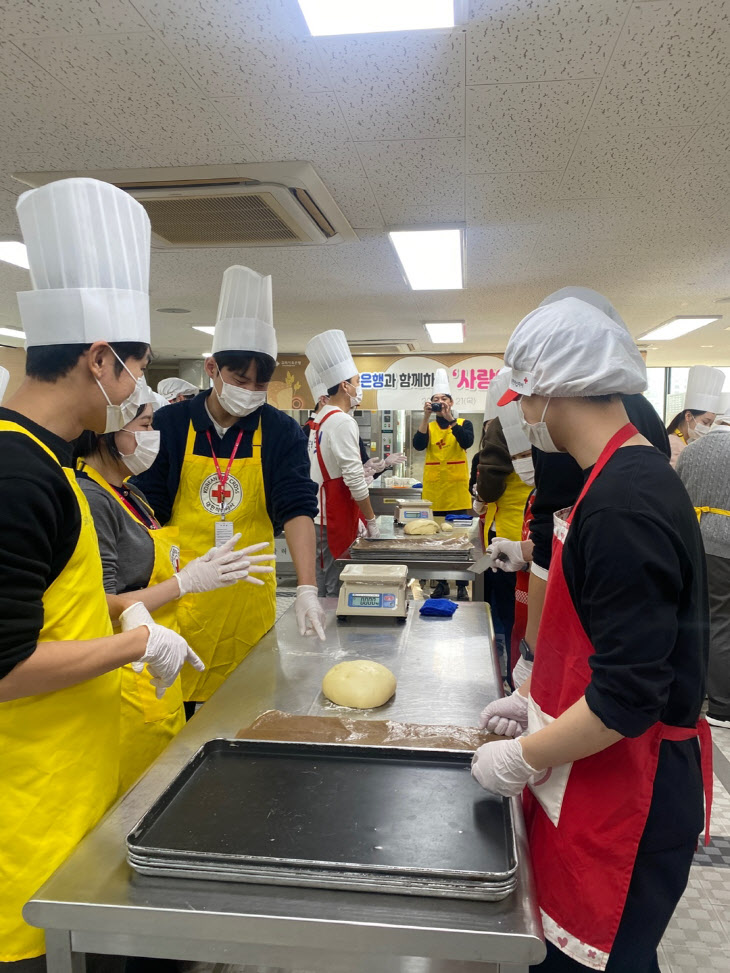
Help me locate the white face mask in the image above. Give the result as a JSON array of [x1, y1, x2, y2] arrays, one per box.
[[119, 430, 160, 476], [518, 398, 560, 453], [688, 419, 712, 441], [95, 351, 147, 433], [345, 381, 363, 410], [216, 370, 267, 417], [512, 455, 535, 486]]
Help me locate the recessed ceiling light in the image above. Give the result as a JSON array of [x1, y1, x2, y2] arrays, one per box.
[[424, 321, 465, 343], [389, 228, 463, 290], [202, 352, 213, 358], [701, 344, 714, 348], [639, 316, 721, 341], [297, 0, 459, 36], [0, 326, 25, 339], [193, 326, 216, 335], [0, 242, 29, 270], [156, 307, 190, 314]]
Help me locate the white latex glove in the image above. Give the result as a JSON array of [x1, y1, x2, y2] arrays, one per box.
[[472, 499, 486, 517], [176, 537, 276, 596], [357, 519, 368, 537], [122, 602, 204, 698], [486, 537, 528, 573], [295, 585, 326, 641], [368, 458, 388, 474], [365, 517, 381, 539], [512, 656, 533, 690], [471, 738, 538, 796], [385, 452, 407, 468], [479, 691, 529, 737], [364, 472, 375, 486]]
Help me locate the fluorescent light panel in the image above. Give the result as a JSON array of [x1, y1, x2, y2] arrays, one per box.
[[425, 321, 464, 343], [640, 316, 721, 341], [389, 229, 463, 290], [0, 327, 25, 339], [0, 242, 29, 270], [297, 0, 455, 36], [193, 326, 216, 335]]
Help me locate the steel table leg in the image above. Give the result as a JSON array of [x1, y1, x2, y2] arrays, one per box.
[[44, 930, 86, 973]]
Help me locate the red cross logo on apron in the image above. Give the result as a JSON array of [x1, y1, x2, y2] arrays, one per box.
[[211, 484, 231, 505]]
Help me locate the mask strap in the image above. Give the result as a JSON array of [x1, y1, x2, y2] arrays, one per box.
[[540, 399, 551, 423]]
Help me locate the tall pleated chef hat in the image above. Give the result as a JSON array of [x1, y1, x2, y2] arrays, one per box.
[[305, 362, 328, 402], [212, 265, 276, 359], [683, 365, 725, 414], [539, 286, 626, 330], [432, 367, 451, 397], [16, 178, 151, 347], [305, 330, 357, 390], [484, 368, 530, 456], [498, 297, 647, 406], [0, 366, 8, 404], [157, 377, 198, 401]]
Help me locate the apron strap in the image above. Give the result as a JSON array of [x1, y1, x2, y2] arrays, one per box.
[[567, 423, 639, 525], [312, 410, 339, 570], [695, 505, 730, 522], [661, 719, 713, 846]]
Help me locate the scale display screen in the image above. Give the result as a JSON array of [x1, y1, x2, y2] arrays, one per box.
[[347, 592, 397, 609], [403, 509, 428, 519]]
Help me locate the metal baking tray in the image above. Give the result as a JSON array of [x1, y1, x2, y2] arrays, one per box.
[[128, 739, 517, 900]]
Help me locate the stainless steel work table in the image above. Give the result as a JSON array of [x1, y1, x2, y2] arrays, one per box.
[[27, 603, 544, 973], [337, 515, 486, 602]]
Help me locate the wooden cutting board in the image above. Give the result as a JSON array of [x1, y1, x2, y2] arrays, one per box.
[[237, 710, 499, 750]]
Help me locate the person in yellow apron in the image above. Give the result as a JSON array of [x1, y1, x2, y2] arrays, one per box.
[[0, 178, 201, 964], [412, 369, 474, 600], [75, 401, 274, 793], [134, 265, 322, 707]]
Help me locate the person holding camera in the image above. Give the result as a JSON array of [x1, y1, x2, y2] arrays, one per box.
[[412, 369, 474, 600]]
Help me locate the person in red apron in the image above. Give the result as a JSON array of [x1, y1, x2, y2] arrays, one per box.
[[472, 297, 712, 972], [305, 330, 380, 596]]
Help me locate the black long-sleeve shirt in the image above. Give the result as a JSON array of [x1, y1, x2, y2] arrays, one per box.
[[412, 416, 474, 451], [133, 390, 318, 533], [0, 409, 81, 679]]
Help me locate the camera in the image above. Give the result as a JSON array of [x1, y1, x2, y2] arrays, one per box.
[[430, 402, 443, 413]]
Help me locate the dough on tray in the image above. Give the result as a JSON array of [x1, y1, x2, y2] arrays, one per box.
[[322, 660, 397, 709], [403, 519, 439, 535]]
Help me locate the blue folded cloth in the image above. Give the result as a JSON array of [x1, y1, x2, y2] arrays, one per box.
[[419, 598, 459, 617], [444, 513, 473, 521]]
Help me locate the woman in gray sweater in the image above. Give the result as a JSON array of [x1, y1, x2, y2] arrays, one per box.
[[676, 417, 730, 728]]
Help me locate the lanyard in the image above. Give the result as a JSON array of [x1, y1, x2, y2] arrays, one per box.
[[206, 428, 243, 519], [112, 485, 160, 530]]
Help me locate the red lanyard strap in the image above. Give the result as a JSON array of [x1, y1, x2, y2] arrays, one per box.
[[567, 423, 638, 525], [206, 428, 243, 506]]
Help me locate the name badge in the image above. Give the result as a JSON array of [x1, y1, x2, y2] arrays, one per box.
[[215, 520, 235, 547]]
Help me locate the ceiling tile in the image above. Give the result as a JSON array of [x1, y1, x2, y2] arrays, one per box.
[[559, 128, 695, 198], [212, 91, 382, 228], [467, 171, 562, 224], [467, 80, 597, 173], [356, 139, 464, 225], [467, 0, 630, 84], [15, 33, 246, 161], [675, 123, 730, 167], [0, 189, 20, 236], [585, 0, 730, 131], [3, 0, 149, 37], [651, 164, 730, 223], [131, 0, 309, 45], [466, 225, 541, 286], [318, 32, 465, 140]]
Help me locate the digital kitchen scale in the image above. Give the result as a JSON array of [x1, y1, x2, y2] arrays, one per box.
[[336, 564, 409, 623], [394, 498, 433, 524]]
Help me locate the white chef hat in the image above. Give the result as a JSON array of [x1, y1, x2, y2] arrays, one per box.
[[484, 368, 530, 455], [484, 368, 509, 421], [539, 286, 626, 330], [305, 330, 357, 390], [499, 297, 647, 405], [683, 365, 725, 414], [305, 362, 328, 402], [212, 265, 277, 360], [432, 368, 452, 397], [157, 377, 198, 401], [16, 178, 151, 348], [0, 366, 8, 404]]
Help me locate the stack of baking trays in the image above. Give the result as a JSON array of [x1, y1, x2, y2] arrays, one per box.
[[127, 716, 518, 902], [349, 534, 474, 562]]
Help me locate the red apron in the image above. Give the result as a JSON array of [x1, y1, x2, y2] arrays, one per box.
[[510, 490, 535, 670], [523, 423, 712, 970], [313, 409, 361, 560]]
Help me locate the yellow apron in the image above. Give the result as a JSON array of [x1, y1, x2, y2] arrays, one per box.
[[422, 419, 472, 511], [77, 464, 186, 794], [169, 420, 276, 701], [0, 421, 120, 961], [483, 471, 533, 542]]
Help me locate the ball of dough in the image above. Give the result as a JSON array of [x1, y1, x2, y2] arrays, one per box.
[[322, 660, 397, 709], [440, 521, 453, 532], [404, 519, 439, 535]]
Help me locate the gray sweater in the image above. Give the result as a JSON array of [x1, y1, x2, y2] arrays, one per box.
[[77, 476, 156, 594], [675, 429, 730, 559]]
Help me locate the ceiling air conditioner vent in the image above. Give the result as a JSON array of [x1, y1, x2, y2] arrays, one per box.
[[350, 339, 420, 355], [11, 162, 358, 248]]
